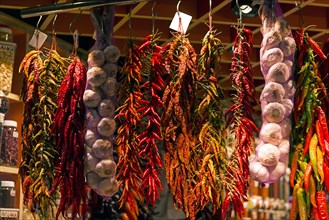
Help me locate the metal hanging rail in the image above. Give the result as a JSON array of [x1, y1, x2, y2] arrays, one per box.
[[21, 0, 149, 18]]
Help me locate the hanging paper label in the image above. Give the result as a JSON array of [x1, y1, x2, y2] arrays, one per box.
[[169, 11, 192, 34], [29, 29, 47, 49], [73, 29, 79, 49]]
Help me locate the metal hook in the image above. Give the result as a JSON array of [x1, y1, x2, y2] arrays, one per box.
[[128, 5, 132, 38], [177, 0, 181, 17], [52, 14, 58, 35], [236, 0, 242, 24], [69, 10, 83, 34], [152, 0, 157, 35], [295, 1, 304, 27], [36, 15, 43, 30], [209, 0, 212, 30]]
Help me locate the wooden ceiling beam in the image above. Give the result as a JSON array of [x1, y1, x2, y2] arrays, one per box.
[[113, 2, 148, 32], [40, 0, 66, 31]]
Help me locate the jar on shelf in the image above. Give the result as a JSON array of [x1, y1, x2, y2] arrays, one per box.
[[0, 120, 18, 166], [0, 181, 16, 208], [0, 27, 16, 95]]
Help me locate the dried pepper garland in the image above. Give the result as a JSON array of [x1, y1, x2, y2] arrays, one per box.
[[50, 55, 88, 219], [223, 25, 258, 219], [137, 33, 165, 207], [19, 43, 67, 218], [162, 32, 198, 218], [290, 24, 329, 220], [194, 28, 228, 214], [115, 39, 144, 217]]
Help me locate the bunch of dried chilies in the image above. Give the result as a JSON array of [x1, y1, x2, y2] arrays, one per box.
[[290, 22, 329, 220], [19, 36, 67, 218], [223, 23, 258, 219]]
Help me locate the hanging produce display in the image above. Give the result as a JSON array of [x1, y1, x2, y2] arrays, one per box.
[[136, 33, 165, 207], [115, 37, 144, 218], [194, 25, 228, 215], [290, 18, 328, 220], [49, 52, 88, 219], [250, 1, 296, 184], [222, 24, 258, 218], [19, 37, 67, 218], [83, 6, 119, 199], [161, 31, 198, 218]]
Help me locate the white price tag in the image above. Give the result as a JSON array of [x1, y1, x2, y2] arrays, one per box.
[[169, 11, 192, 34], [29, 29, 47, 49]]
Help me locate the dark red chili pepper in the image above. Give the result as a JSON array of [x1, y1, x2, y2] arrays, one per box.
[[295, 28, 305, 50], [323, 163, 329, 194], [316, 119, 326, 153], [316, 106, 329, 143], [298, 44, 308, 68], [313, 206, 320, 220], [316, 191, 329, 220], [307, 36, 327, 60]]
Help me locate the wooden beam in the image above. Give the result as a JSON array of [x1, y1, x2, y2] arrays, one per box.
[[113, 2, 147, 32], [40, 0, 66, 31]]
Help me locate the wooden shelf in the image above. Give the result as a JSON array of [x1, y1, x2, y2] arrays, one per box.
[[7, 93, 21, 103], [0, 166, 19, 174]]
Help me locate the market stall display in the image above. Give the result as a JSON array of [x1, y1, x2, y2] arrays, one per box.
[[3, 0, 327, 219]]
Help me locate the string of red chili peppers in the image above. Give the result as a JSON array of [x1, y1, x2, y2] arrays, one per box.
[[137, 33, 165, 207], [115, 39, 145, 218], [222, 25, 258, 220]]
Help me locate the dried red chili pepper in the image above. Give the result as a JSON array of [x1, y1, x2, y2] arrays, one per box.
[[323, 163, 329, 193], [316, 191, 329, 220], [316, 119, 326, 153], [312, 206, 320, 220], [316, 106, 329, 143], [307, 36, 327, 60]]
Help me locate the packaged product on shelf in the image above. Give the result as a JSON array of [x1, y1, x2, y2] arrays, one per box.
[[0, 120, 18, 166], [0, 27, 16, 95], [0, 181, 16, 208]]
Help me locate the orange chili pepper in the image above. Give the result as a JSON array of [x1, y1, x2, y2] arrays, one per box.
[[309, 175, 317, 208], [303, 124, 314, 155], [290, 180, 300, 220], [290, 145, 302, 187], [303, 162, 313, 192]]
